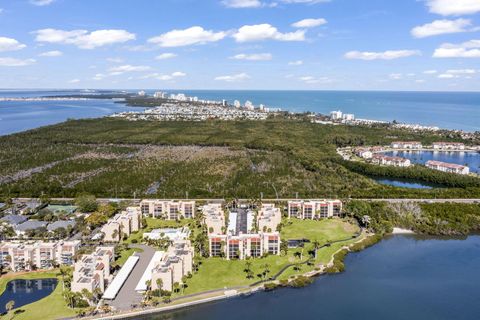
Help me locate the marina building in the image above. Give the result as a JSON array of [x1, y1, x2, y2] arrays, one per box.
[[287, 200, 342, 219], [390, 141, 423, 149], [140, 200, 195, 220], [354, 148, 373, 159], [0, 240, 80, 272], [72, 246, 115, 294], [426, 160, 470, 175], [432, 142, 465, 150], [371, 155, 411, 167]]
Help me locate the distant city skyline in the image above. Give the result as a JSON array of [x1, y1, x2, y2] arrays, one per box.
[[0, 0, 479, 91]]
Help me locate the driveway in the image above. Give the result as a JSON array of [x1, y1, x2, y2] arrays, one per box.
[[109, 244, 157, 311]]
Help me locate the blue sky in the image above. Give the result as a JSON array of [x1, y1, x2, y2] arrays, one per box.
[[0, 0, 479, 90]]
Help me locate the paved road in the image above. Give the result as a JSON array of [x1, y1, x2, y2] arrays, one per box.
[[12, 197, 480, 203], [109, 244, 157, 311]]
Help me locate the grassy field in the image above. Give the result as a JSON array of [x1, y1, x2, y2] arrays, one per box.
[[0, 271, 76, 320], [178, 218, 360, 296], [116, 247, 144, 266], [1, 117, 477, 199]]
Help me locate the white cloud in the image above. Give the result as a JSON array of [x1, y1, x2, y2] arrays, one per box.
[[68, 79, 81, 83], [411, 19, 473, 38], [109, 65, 151, 74], [233, 24, 306, 42], [33, 28, 136, 49], [423, 70, 438, 74], [291, 18, 327, 28], [446, 69, 476, 74], [140, 71, 186, 81], [148, 26, 226, 47], [426, 0, 480, 16], [298, 75, 331, 84], [39, 50, 63, 57], [106, 57, 124, 63], [0, 57, 35, 67], [215, 72, 250, 82], [30, 0, 55, 6], [230, 53, 272, 60], [438, 73, 456, 79], [93, 73, 106, 81], [155, 53, 177, 60], [288, 60, 303, 66], [389, 73, 403, 80], [0, 37, 26, 52], [433, 39, 480, 58], [344, 50, 420, 60], [222, 0, 262, 8], [281, 0, 330, 3], [172, 71, 186, 77]]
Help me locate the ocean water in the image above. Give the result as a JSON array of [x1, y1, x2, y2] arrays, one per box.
[[163, 90, 480, 132], [141, 235, 480, 320], [383, 150, 480, 173], [0, 90, 479, 136]]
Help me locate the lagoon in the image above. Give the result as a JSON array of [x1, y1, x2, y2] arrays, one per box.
[[373, 177, 436, 189], [141, 235, 480, 320], [383, 150, 480, 173], [0, 278, 57, 314]]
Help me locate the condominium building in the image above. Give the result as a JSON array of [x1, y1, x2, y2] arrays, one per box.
[[390, 141, 423, 149], [432, 142, 465, 150], [426, 160, 470, 175], [202, 203, 225, 235], [151, 239, 194, 292], [287, 200, 343, 219], [205, 203, 281, 260], [101, 207, 142, 242], [354, 148, 373, 159], [72, 246, 115, 294], [0, 240, 80, 272], [257, 204, 282, 233], [140, 200, 195, 220], [371, 155, 411, 167]]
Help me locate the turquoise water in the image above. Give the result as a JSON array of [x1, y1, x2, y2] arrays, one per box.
[[383, 150, 480, 173], [0, 90, 479, 136], [141, 235, 480, 320]]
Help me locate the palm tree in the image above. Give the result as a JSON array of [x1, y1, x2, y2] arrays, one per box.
[[156, 278, 163, 291], [262, 263, 271, 280], [6, 300, 15, 315], [173, 282, 180, 293]]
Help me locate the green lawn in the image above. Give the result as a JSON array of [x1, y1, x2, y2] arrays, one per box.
[[178, 219, 361, 296], [280, 218, 358, 243], [0, 271, 77, 320], [116, 247, 144, 266]]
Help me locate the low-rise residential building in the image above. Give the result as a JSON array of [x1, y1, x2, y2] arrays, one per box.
[[426, 160, 470, 175], [371, 155, 411, 167], [205, 203, 281, 260], [202, 203, 225, 235], [151, 239, 194, 292], [354, 148, 373, 159], [0, 240, 80, 271], [432, 142, 465, 150], [140, 200, 195, 219], [101, 207, 142, 242], [287, 200, 343, 219], [257, 204, 282, 233], [143, 226, 191, 241], [72, 246, 115, 294], [390, 141, 423, 149]]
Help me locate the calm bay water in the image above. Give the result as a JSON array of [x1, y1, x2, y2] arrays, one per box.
[[373, 177, 436, 189], [0, 90, 479, 136], [0, 278, 57, 313], [384, 151, 480, 173], [142, 235, 480, 320]]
